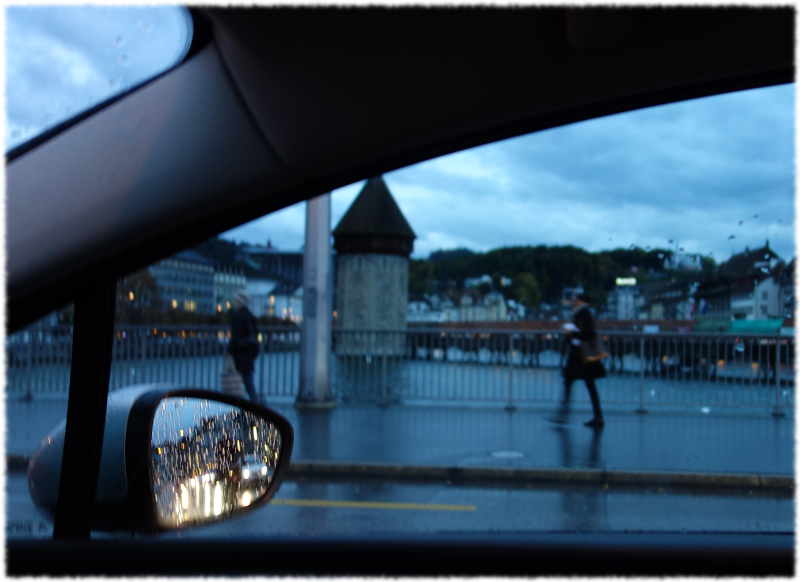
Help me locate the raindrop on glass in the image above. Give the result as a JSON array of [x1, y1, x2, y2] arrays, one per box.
[[700, 407, 711, 414], [118, 54, 129, 66], [113, 35, 124, 47]]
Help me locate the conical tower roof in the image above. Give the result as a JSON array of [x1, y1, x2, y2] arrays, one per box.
[[333, 176, 416, 256]]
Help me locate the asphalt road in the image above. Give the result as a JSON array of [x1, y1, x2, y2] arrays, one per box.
[[7, 474, 792, 540]]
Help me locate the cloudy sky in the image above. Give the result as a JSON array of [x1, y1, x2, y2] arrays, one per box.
[[5, 6, 796, 265], [5, 5, 191, 149], [227, 82, 795, 263]]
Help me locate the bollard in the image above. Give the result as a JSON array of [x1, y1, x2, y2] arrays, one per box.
[[635, 336, 647, 414], [772, 341, 785, 418]]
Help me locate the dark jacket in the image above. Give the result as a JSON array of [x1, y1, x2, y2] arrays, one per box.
[[228, 306, 259, 362], [562, 305, 606, 380]]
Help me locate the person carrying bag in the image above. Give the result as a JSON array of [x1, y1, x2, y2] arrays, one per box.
[[221, 353, 249, 400], [228, 292, 260, 402], [550, 293, 606, 429]]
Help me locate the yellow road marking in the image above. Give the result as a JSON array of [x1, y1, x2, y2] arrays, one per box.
[[272, 499, 476, 511]]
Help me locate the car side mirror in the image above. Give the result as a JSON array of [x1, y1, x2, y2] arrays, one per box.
[[27, 385, 293, 533]]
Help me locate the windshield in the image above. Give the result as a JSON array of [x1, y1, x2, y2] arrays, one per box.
[[5, 5, 192, 151], [8, 80, 793, 542]]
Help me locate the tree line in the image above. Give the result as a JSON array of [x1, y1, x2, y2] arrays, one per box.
[[409, 245, 716, 310]]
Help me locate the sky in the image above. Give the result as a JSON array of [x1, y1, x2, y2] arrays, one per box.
[[5, 5, 191, 149], [4, 5, 797, 265], [226, 82, 796, 264]]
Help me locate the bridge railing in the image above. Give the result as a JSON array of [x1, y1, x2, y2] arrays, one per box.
[[5, 325, 794, 414], [334, 329, 794, 414]]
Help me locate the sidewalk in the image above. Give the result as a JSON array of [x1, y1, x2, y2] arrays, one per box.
[[6, 399, 794, 489]]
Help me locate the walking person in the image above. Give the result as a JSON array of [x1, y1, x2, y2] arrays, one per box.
[[228, 292, 260, 402], [550, 293, 606, 429]]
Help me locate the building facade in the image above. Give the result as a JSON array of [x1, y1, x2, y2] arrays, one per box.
[[213, 268, 247, 313], [149, 250, 215, 314]]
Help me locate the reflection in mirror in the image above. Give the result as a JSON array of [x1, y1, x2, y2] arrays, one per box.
[[150, 397, 282, 529]]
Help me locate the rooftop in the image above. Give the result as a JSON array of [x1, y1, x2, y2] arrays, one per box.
[[333, 176, 416, 240]]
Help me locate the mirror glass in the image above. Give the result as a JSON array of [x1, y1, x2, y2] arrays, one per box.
[[150, 397, 283, 529]]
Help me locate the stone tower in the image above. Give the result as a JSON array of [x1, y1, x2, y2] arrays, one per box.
[[333, 176, 415, 355]]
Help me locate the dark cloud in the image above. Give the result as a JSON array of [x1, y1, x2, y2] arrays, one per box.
[[227, 82, 794, 262]]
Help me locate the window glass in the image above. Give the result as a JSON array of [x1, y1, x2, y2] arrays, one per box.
[[8, 84, 794, 540], [5, 5, 192, 151], [6, 307, 73, 539]]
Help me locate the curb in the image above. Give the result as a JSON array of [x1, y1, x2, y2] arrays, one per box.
[[288, 461, 794, 492], [8, 455, 793, 493]]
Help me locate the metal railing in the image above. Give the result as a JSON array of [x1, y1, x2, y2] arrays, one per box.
[[5, 326, 795, 415]]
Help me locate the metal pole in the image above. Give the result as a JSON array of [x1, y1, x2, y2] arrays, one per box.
[[297, 193, 335, 408], [505, 335, 516, 412], [259, 329, 265, 400], [636, 336, 647, 414], [772, 340, 785, 418]]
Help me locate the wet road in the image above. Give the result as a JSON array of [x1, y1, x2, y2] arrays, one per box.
[[7, 400, 794, 476], [7, 474, 792, 540]]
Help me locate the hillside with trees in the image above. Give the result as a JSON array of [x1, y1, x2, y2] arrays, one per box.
[[409, 245, 709, 311]]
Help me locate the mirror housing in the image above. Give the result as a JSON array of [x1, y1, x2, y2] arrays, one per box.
[[27, 384, 293, 533]]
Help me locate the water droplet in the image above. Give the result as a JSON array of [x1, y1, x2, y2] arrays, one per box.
[[700, 407, 711, 414], [118, 54, 129, 66], [113, 35, 124, 47]]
